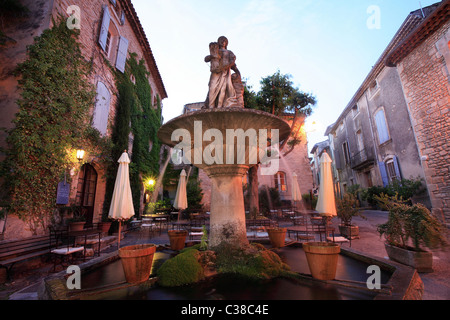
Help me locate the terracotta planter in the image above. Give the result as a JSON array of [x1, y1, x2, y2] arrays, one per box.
[[384, 243, 433, 273], [119, 244, 156, 284], [99, 222, 112, 233], [302, 242, 341, 280], [168, 230, 188, 251], [267, 227, 287, 248], [338, 224, 359, 239], [69, 221, 85, 232]]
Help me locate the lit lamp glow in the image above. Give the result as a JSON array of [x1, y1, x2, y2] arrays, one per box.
[[147, 179, 155, 187], [76, 149, 85, 162]]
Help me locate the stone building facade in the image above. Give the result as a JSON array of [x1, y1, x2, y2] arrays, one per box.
[[0, 0, 167, 239], [325, 2, 449, 225], [385, 0, 450, 225]]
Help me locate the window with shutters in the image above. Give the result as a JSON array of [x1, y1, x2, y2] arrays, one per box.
[[342, 141, 350, 165], [385, 158, 400, 182], [274, 172, 287, 193], [374, 108, 390, 145], [92, 81, 111, 135], [98, 5, 128, 73], [379, 156, 401, 186]]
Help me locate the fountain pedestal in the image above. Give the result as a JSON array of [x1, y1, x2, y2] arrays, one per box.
[[205, 165, 249, 248]]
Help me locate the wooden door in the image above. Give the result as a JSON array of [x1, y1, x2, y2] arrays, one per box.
[[76, 164, 98, 227]]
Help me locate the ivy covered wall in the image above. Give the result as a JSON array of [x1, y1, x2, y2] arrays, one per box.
[[103, 53, 162, 219]]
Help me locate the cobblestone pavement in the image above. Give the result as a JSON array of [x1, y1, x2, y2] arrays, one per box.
[[1, 210, 449, 300]]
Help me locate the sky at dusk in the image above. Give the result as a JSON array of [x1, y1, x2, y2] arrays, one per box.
[[132, 0, 441, 153]]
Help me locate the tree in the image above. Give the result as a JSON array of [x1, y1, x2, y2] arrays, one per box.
[[245, 71, 316, 213]]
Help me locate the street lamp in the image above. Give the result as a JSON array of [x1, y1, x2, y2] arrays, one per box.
[[76, 148, 85, 162], [147, 179, 155, 187]]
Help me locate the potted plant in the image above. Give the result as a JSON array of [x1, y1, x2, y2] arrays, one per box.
[[302, 241, 341, 280], [168, 229, 188, 251], [66, 206, 86, 231], [266, 227, 287, 248], [336, 193, 366, 239], [119, 244, 156, 284], [376, 194, 447, 272], [98, 215, 112, 233]]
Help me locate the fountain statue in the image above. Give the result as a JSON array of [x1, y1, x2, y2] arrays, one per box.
[[158, 36, 290, 249]]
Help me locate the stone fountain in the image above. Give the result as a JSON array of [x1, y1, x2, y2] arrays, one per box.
[[157, 36, 290, 249]]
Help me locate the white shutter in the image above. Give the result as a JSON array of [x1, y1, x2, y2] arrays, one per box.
[[98, 6, 111, 51], [115, 36, 129, 73], [92, 82, 111, 135]]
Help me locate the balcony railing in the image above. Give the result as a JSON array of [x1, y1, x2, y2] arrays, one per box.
[[350, 148, 375, 169]]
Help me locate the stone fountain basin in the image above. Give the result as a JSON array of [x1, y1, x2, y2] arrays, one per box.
[[39, 244, 423, 300], [157, 107, 291, 169]]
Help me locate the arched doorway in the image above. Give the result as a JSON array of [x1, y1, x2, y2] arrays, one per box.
[[75, 164, 98, 227]]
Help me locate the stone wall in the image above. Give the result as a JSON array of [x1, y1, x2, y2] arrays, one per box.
[[396, 20, 450, 224], [0, 0, 166, 238]]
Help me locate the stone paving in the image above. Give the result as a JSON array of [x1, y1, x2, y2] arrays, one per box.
[[1, 210, 449, 300]]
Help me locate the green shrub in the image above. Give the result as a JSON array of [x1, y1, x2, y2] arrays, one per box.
[[361, 177, 425, 208], [214, 243, 290, 280], [302, 193, 317, 210], [156, 249, 204, 287], [376, 193, 447, 251], [336, 193, 365, 226], [258, 187, 281, 214]]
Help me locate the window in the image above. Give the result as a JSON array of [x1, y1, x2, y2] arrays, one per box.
[[105, 31, 112, 55], [342, 142, 350, 165], [98, 6, 128, 73], [92, 81, 111, 135], [374, 108, 390, 144], [274, 172, 287, 192], [385, 159, 400, 182], [356, 130, 364, 152], [379, 156, 401, 186], [351, 104, 359, 118]]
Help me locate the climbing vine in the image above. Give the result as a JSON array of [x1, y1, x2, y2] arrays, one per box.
[[103, 53, 162, 218], [0, 19, 101, 233]]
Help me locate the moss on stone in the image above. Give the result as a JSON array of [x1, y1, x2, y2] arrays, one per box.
[[214, 243, 291, 280], [156, 249, 204, 287], [157, 243, 293, 288]]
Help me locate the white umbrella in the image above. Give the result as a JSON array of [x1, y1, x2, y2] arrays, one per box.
[[173, 169, 188, 220], [108, 151, 135, 248], [291, 173, 302, 201], [291, 172, 303, 210], [315, 151, 337, 217]]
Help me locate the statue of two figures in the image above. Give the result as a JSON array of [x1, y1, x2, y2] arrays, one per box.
[[204, 36, 244, 109]]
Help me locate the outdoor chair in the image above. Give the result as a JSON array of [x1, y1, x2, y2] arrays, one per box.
[[141, 218, 156, 237], [186, 224, 204, 241], [49, 228, 84, 272]]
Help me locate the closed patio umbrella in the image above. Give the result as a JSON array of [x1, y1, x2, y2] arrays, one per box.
[[291, 172, 303, 210], [108, 151, 135, 248], [291, 173, 302, 201], [315, 151, 337, 217], [173, 169, 188, 220]]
